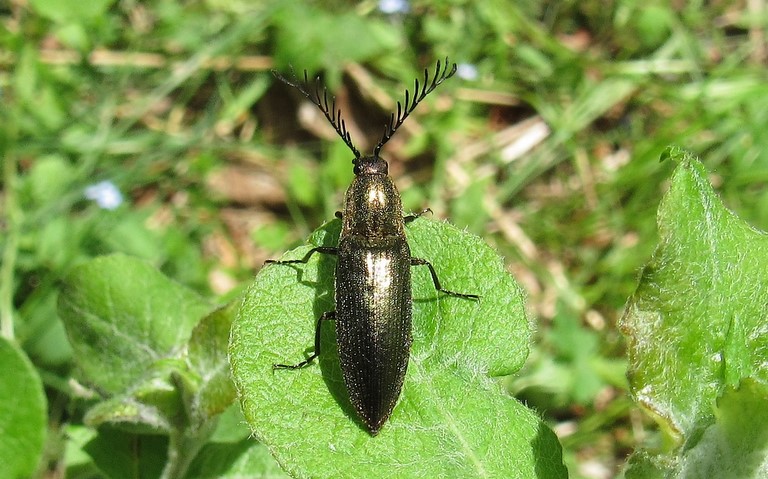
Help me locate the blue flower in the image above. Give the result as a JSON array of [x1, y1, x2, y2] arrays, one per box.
[[84, 181, 123, 210], [379, 0, 409, 14], [456, 63, 478, 81]]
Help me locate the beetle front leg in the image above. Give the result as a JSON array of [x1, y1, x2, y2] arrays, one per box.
[[410, 257, 480, 300], [338, 208, 430, 222], [273, 311, 336, 369], [265, 246, 338, 266], [404, 208, 433, 223]]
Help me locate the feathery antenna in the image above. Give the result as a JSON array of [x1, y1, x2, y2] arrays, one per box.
[[272, 68, 361, 159], [373, 58, 457, 157]]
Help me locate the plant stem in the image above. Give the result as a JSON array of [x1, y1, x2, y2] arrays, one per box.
[[159, 423, 214, 479], [0, 118, 19, 340]]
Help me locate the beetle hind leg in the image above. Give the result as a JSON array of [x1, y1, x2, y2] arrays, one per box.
[[410, 257, 480, 300], [273, 311, 336, 369]]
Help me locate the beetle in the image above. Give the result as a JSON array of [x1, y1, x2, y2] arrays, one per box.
[[267, 59, 479, 435]]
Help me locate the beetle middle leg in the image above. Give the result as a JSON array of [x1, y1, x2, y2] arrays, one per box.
[[411, 257, 480, 300], [273, 310, 336, 369]]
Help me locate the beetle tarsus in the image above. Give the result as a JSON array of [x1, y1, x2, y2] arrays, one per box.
[[273, 358, 315, 370]]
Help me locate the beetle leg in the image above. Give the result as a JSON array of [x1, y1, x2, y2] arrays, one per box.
[[404, 207, 433, 223], [410, 257, 480, 300], [273, 311, 336, 369], [265, 246, 338, 265]]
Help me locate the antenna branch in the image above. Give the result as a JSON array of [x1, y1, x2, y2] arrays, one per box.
[[373, 58, 457, 157], [272, 68, 361, 158]]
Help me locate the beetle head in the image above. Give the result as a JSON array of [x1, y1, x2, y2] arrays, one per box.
[[352, 156, 388, 176]]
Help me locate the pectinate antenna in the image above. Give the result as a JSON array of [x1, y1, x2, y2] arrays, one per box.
[[272, 68, 361, 159], [373, 58, 457, 158]]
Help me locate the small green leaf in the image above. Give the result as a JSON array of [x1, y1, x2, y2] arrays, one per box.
[[21, 154, 74, 205], [58, 254, 211, 394], [84, 394, 174, 434], [185, 440, 290, 479], [230, 219, 567, 478], [675, 379, 768, 478], [83, 428, 167, 479], [0, 338, 47, 479], [30, 0, 115, 22], [62, 424, 98, 474], [83, 360, 188, 433], [621, 148, 768, 477], [625, 380, 768, 479], [186, 303, 238, 429], [272, 3, 396, 75]]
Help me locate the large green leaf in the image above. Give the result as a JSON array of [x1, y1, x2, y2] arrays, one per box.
[[0, 338, 47, 479], [58, 254, 211, 394], [230, 218, 567, 478], [59, 255, 250, 476], [620, 148, 768, 478]]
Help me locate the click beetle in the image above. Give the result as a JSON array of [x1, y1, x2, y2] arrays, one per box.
[[268, 59, 479, 435]]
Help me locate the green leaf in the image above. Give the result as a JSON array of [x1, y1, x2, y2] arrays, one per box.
[[625, 380, 768, 479], [205, 404, 251, 443], [675, 379, 768, 478], [62, 424, 98, 475], [21, 154, 74, 205], [549, 308, 605, 405], [230, 219, 567, 478], [83, 428, 167, 479], [13, 47, 67, 131], [30, 0, 115, 23], [0, 338, 47, 479], [83, 359, 188, 433], [271, 3, 397, 76], [185, 440, 290, 479], [183, 403, 288, 478], [186, 303, 238, 429], [621, 148, 768, 477], [58, 254, 211, 394]]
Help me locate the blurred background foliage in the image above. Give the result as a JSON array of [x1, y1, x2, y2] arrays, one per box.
[[2, 0, 767, 477]]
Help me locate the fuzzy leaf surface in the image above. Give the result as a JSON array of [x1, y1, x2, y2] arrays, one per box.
[[58, 253, 211, 394], [0, 338, 47, 479], [186, 303, 238, 428]]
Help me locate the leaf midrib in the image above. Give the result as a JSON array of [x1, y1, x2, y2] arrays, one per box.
[[411, 360, 489, 478]]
